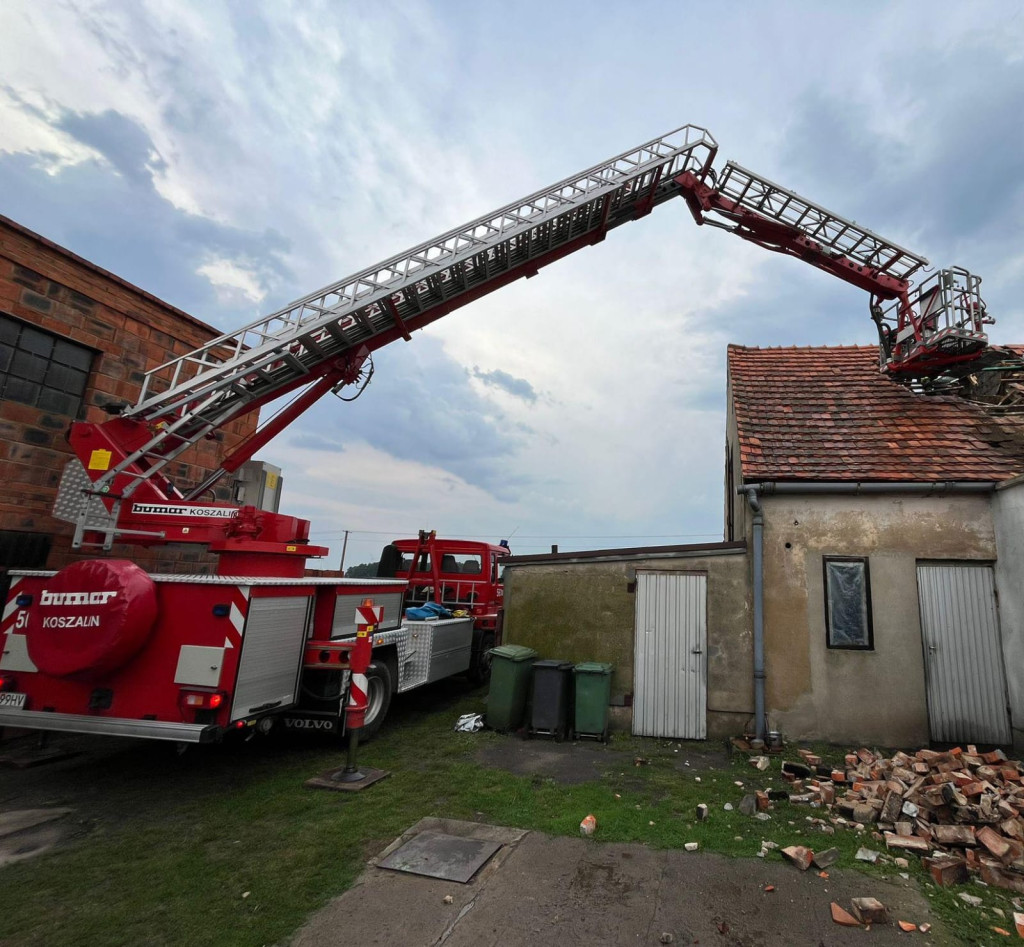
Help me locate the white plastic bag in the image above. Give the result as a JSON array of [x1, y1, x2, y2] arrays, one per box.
[[454, 713, 484, 732]]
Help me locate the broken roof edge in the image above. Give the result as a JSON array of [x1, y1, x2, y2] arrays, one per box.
[[504, 539, 746, 567]]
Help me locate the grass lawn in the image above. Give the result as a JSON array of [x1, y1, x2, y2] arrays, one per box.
[[0, 682, 1020, 946]]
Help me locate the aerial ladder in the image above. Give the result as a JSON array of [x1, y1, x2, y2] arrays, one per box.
[[56, 123, 994, 568]]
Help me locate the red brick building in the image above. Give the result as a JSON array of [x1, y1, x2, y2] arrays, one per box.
[[0, 214, 257, 581]]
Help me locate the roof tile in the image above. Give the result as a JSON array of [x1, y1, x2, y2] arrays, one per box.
[[728, 345, 1024, 483]]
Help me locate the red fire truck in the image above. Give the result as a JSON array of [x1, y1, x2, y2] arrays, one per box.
[[0, 123, 997, 746]]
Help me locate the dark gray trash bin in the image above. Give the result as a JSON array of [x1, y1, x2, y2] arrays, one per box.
[[528, 659, 574, 740]]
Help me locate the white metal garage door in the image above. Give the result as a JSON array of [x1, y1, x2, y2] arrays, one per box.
[[633, 571, 707, 739], [917, 563, 1011, 745]]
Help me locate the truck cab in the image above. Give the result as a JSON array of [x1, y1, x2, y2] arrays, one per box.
[[378, 531, 509, 634]]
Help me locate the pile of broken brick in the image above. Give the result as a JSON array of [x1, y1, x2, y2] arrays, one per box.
[[777, 744, 1024, 896]]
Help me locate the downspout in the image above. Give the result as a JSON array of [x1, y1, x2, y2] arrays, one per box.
[[744, 486, 765, 743]]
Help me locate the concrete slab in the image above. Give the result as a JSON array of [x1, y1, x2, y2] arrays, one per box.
[[292, 826, 951, 947]]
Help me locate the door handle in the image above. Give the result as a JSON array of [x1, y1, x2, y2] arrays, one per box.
[[692, 648, 703, 654]]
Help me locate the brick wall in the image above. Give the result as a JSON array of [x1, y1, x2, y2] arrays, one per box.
[[0, 214, 258, 575]]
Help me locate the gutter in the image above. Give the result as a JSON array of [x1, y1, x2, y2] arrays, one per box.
[[739, 478, 995, 744], [744, 481, 995, 496]]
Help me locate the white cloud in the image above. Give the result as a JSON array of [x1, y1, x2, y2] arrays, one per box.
[[196, 258, 268, 306]]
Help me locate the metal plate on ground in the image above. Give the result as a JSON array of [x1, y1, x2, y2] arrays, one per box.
[[378, 831, 502, 883]]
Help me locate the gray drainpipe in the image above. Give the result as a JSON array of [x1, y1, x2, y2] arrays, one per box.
[[744, 486, 766, 743], [739, 478, 994, 744]]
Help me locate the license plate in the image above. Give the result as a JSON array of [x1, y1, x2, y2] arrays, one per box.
[[0, 692, 26, 709]]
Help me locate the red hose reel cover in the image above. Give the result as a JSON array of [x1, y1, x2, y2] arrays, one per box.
[[27, 560, 158, 678]]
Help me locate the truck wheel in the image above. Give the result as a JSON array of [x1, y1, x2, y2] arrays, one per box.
[[356, 660, 393, 743], [467, 632, 495, 687]]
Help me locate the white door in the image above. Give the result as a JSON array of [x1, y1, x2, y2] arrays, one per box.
[[917, 563, 1011, 745], [632, 571, 707, 738]]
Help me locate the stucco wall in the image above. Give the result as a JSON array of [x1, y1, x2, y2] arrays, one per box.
[[757, 493, 997, 747], [993, 478, 1024, 748], [501, 550, 751, 737]]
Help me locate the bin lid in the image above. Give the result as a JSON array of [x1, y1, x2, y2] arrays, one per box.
[[574, 662, 613, 675], [533, 659, 573, 670], [490, 644, 538, 662]]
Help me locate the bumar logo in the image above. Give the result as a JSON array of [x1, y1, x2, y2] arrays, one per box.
[[40, 590, 118, 606], [131, 503, 237, 518]]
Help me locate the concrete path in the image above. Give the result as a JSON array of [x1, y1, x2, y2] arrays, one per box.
[[292, 818, 949, 946]]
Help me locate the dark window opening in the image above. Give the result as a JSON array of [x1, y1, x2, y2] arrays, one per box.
[[0, 313, 94, 418], [823, 556, 873, 650]]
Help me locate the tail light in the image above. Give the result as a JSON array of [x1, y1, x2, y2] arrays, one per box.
[[0, 673, 17, 692], [179, 689, 226, 711]]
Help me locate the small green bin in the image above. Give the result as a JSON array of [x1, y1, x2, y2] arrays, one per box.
[[573, 662, 613, 741], [486, 645, 538, 730]]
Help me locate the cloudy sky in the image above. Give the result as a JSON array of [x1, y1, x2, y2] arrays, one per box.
[[2, 1, 1023, 568]]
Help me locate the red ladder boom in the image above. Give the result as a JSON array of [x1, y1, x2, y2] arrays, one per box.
[[58, 124, 994, 559]]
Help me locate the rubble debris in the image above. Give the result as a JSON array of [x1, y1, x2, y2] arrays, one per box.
[[924, 854, 969, 887], [959, 892, 983, 907], [739, 794, 757, 816], [782, 744, 1024, 894], [579, 814, 596, 836], [850, 897, 889, 926], [812, 847, 839, 869], [782, 760, 813, 779], [830, 902, 861, 927], [897, 920, 917, 932], [696, 804, 709, 821], [855, 847, 880, 863], [781, 845, 814, 871], [659, 933, 674, 944], [684, 842, 699, 852], [750, 755, 770, 771]]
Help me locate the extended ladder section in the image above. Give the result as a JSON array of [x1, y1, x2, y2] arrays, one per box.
[[714, 162, 928, 282], [84, 126, 720, 503], [687, 162, 990, 376], [118, 127, 718, 452]]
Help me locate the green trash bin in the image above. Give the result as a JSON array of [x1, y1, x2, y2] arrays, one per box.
[[486, 645, 538, 730], [573, 662, 613, 741]]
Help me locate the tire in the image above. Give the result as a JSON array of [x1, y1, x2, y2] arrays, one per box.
[[467, 632, 495, 687], [356, 659, 393, 743]]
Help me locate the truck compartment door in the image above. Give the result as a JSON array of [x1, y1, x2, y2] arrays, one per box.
[[230, 595, 311, 719]]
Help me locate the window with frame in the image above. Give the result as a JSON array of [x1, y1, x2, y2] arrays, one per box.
[[0, 314, 94, 418], [823, 556, 873, 650]]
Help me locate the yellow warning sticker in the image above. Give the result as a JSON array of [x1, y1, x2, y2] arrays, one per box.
[[267, 472, 279, 490], [88, 449, 112, 471]]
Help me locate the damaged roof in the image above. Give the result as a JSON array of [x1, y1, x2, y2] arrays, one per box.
[[728, 345, 1024, 483]]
